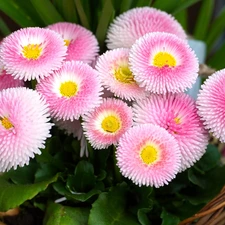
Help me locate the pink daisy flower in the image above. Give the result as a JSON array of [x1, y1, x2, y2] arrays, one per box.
[[82, 98, 133, 149], [133, 93, 209, 170], [116, 124, 181, 187], [0, 87, 52, 172], [0, 27, 67, 81], [47, 22, 99, 64], [129, 32, 199, 94], [95, 48, 147, 101], [197, 69, 225, 142], [36, 60, 103, 121], [0, 70, 24, 91], [106, 7, 187, 49], [53, 118, 88, 157]]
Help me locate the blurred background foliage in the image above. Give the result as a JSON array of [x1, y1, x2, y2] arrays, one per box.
[[0, 0, 224, 70]]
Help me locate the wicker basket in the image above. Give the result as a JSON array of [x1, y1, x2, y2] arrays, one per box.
[[179, 185, 225, 225]]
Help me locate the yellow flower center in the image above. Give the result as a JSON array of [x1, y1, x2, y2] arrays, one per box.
[[0, 117, 13, 129], [22, 44, 42, 60], [64, 39, 71, 46], [114, 66, 135, 84], [153, 52, 176, 68], [140, 145, 158, 165], [174, 117, 181, 124], [101, 115, 120, 133], [60, 81, 78, 98]]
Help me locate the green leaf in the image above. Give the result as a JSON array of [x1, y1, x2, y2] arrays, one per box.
[[43, 202, 89, 225], [58, 0, 79, 22], [134, 0, 152, 7], [206, 6, 225, 51], [95, 0, 114, 50], [0, 0, 37, 27], [152, 0, 178, 13], [0, 17, 11, 36], [138, 208, 151, 225], [0, 174, 58, 211], [6, 161, 38, 185], [74, 0, 90, 29], [188, 169, 205, 188], [174, 9, 187, 31], [12, 0, 44, 26], [35, 163, 59, 182], [161, 209, 180, 225], [193, 0, 213, 40], [182, 166, 225, 205], [172, 0, 202, 14], [153, 0, 201, 14], [120, 0, 133, 13], [53, 181, 102, 202], [194, 144, 221, 172], [207, 41, 225, 70], [67, 160, 96, 192], [30, 0, 64, 25], [88, 183, 139, 225]]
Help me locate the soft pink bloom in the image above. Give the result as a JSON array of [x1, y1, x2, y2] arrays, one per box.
[[0, 87, 52, 172], [106, 7, 187, 49], [82, 98, 133, 149], [116, 124, 181, 187], [48, 22, 99, 64], [129, 32, 199, 94], [36, 60, 103, 121], [133, 93, 209, 170], [197, 69, 225, 142], [95, 48, 147, 101], [0, 27, 67, 81], [0, 70, 24, 91], [53, 118, 88, 157]]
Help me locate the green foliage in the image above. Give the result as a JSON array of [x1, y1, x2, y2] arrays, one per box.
[[88, 183, 139, 225], [0, 172, 58, 211], [43, 202, 89, 225]]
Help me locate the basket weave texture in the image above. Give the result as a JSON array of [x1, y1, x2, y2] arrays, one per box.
[[179, 185, 225, 225]]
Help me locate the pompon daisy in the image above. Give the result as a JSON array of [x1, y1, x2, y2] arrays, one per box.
[[116, 124, 181, 187], [0, 87, 52, 172], [53, 118, 88, 157], [129, 32, 199, 94], [0, 70, 24, 91], [197, 69, 225, 142], [36, 60, 103, 121], [95, 48, 147, 101], [133, 93, 208, 171], [0, 27, 67, 81], [47, 22, 99, 64], [106, 7, 187, 49], [82, 98, 133, 149]]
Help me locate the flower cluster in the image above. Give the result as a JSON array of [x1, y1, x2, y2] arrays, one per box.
[[1, 6, 220, 189]]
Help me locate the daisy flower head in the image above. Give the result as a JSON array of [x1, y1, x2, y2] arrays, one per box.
[[0, 27, 67, 81], [129, 32, 199, 94], [95, 48, 147, 101], [53, 118, 88, 157], [116, 124, 181, 187], [0, 87, 52, 172], [0, 70, 24, 91], [133, 93, 208, 171], [197, 69, 225, 142], [36, 60, 103, 121], [82, 98, 133, 149], [106, 7, 187, 49], [47, 22, 99, 64]]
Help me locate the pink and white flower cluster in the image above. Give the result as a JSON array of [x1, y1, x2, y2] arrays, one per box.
[[0, 7, 217, 189]]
